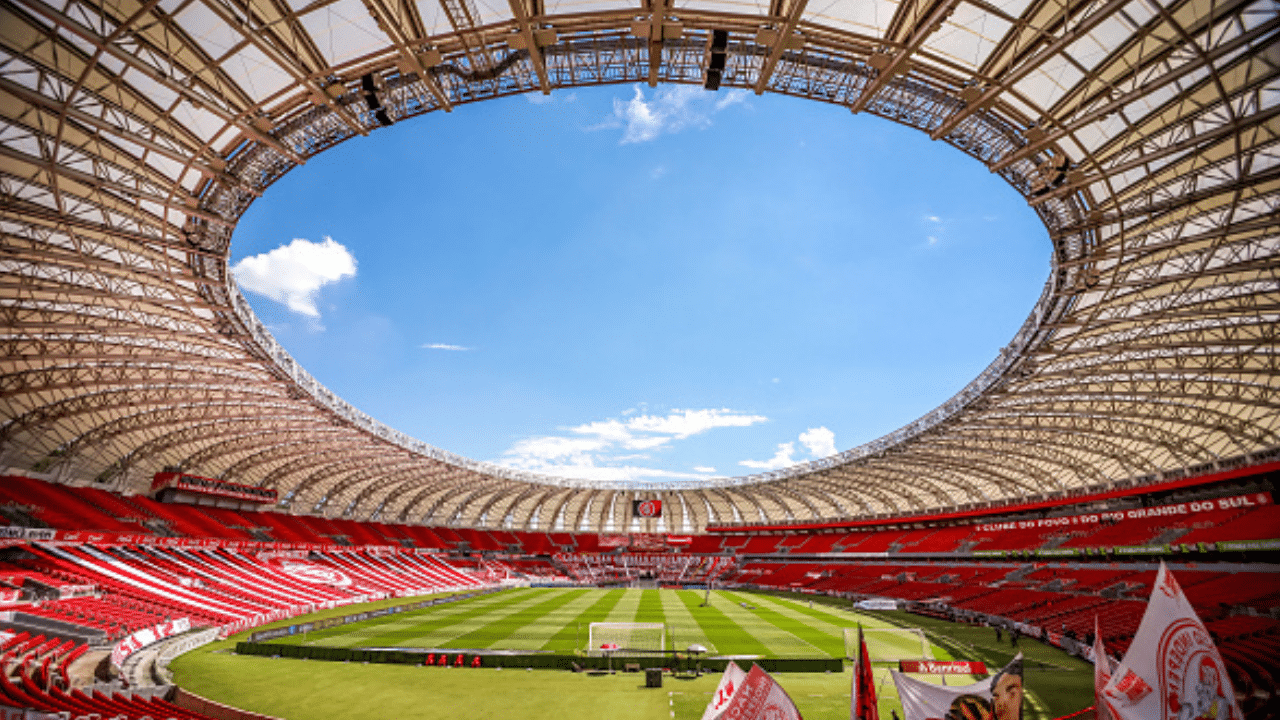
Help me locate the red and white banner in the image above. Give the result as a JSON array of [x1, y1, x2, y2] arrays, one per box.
[[666, 535, 694, 545], [703, 664, 802, 720], [977, 492, 1270, 533], [111, 617, 191, 668], [703, 661, 748, 720], [598, 534, 630, 548], [1099, 563, 1242, 720], [630, 534, 668, 551], [899, 660, 988, 675], [893, 653, 1023, 720]]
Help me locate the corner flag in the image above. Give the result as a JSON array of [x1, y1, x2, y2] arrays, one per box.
[[852, 624, 879, 720]]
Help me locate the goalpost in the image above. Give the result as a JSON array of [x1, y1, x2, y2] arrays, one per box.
[[587, 622, 666, 655], [844, 627, 931, 661]]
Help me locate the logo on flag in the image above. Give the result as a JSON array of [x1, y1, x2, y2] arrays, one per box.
[[700, 663, 802, 720], [633, 499, 663, 518], [1099, 562, 1242, 720]]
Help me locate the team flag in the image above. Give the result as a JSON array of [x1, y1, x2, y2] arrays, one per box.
[[1098, 562, 1242, 720], [633, 499, 663, 518], [700, 663, 802, 720], [891, 653, 1024, 720], [1093, 617, 1116, 720], [851, 624, 879, 720], [702, 661, 747, 720]]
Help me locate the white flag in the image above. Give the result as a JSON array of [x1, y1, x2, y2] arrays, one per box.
[[702, 661, 747, 720], [1093, 617, 1117, 720], [1100, 562, 1242, 720], [892, 653, 1024, 720]]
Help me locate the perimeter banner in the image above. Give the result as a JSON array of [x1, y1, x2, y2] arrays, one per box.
[[899, 660, 988, 675], [893, 653, 1023, 720], [111, 617, 191, 668], [976, 492, 1269, 534]]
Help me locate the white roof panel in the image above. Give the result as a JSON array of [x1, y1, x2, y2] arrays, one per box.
[[297, 0, 390, 66], [805, 0, 899, 37], [925, 4, 1010, 72]]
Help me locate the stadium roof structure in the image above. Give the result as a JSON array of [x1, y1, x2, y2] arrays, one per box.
[[0, 0, 1277, 534]]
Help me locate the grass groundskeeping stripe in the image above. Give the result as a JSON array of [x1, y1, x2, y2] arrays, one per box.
[[601, 588, 644, 623], [390, 588, 579, 649], [325, 588, 544, 648], [675, 590, 772, 658], [446, 588, 588, 649], [702, 591, 825, 658], [542, 588, 626, 652], [491, 588, 603, 651], [719, 591, 846, 658], [660, 586, 717, 655], [635, 589, 664, 624], [260, 591, 510, 645]]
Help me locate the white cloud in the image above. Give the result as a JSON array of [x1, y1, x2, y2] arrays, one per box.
[[596, 85, 747, 144], [922, 214, 947, 247], [232, 237, 356, 318], [423, 343, 471, 351], [740, 426, 838, 471], [799, 426, 837, 458], [621, 408, 766, 439], [740, 442, 797, 470], [497, 407, 766, 482], [714, 91, 748, 111], [504, 435, 609, 464], [693, 466, 717, 473]]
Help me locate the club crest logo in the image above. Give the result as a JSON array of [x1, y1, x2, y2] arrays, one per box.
[[634, 500, 662, 518], [1158, 619, 1241, 720], [270, 558, 352, 587]]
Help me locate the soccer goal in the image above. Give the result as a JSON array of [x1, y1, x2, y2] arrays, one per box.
[[844, 627, 931, 661], [587, 622, 666, 655]]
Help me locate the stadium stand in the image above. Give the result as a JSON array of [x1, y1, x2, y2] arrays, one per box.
[[1, 473, 1277, 718]]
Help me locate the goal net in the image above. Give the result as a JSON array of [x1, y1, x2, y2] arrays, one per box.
[[844, 627, 930, 661], [587, 622, 666, 655]]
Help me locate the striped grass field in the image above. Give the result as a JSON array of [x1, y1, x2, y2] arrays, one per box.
[[278, 588, 925, 658], [171, 590, 1095, 720]]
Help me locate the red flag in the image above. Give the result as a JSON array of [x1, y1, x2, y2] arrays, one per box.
[[852, 625, 879, 720]]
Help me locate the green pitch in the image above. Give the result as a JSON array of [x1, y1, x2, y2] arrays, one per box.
[[263, 588, 912, 658], [170, 589, 1095, 720]]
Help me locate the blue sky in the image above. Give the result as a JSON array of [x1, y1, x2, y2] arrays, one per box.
[[230, 84, 1049, 483]]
